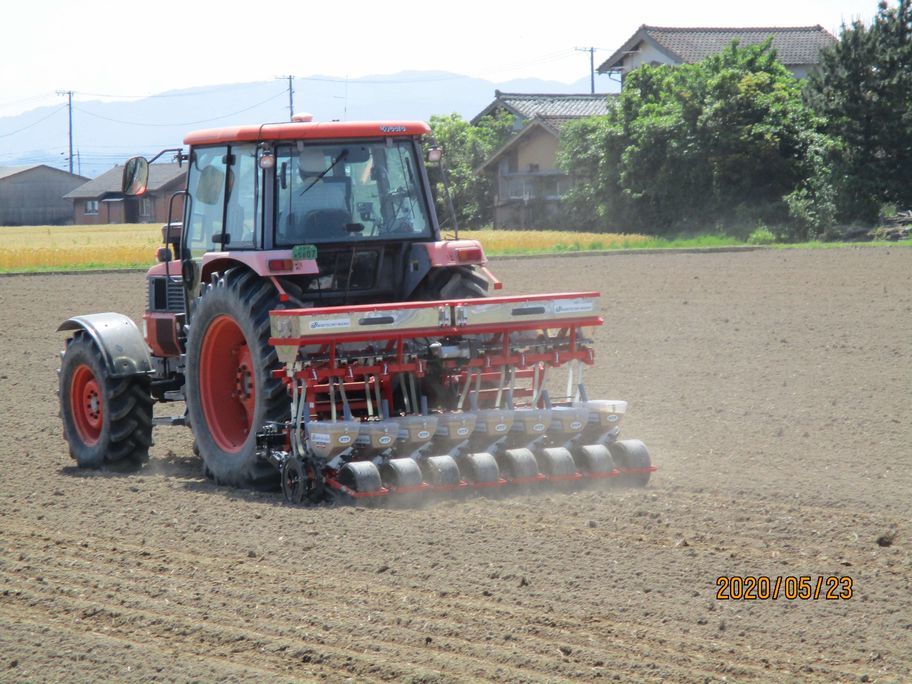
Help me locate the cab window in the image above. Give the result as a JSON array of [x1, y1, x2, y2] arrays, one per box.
[[224, 144, 259, 248], [184, 146, 227, 259]]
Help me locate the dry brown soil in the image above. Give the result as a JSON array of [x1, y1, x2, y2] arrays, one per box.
[[1, 247, 910, 682]]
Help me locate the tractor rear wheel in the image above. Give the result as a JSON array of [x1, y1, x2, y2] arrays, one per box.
[[58, 332, 153, 469], [185, 269, 288, 489], [416, 265, 488, 300]]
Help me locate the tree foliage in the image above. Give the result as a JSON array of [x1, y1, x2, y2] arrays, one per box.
[[806, 0, 912, 222], [559, 41, 834, 238], [426, 113, 512, 230]]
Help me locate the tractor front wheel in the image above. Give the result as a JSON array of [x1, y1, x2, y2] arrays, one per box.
[[185, 269, 288, 489], [58, 332, 153, 469]]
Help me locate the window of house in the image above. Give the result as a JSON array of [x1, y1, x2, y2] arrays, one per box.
[[528, 163, 540, 173], [507, 150, 518, 174], [85, 200, 98, 215], [140, 198, 153, 218]]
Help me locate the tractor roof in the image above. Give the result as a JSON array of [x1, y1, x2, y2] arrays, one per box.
[[184, 121, 431, 146]]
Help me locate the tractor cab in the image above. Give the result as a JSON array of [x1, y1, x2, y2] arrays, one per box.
[[124, 120, 492, 359], [122, 120, 482, 308]]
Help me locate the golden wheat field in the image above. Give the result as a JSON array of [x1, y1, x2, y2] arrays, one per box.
[[0, 224, 160, 271], [0, 223, 649, 271]]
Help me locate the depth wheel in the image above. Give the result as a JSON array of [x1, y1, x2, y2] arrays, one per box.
[[609, 439, 653, 487], [58, 331, 152, 469], [185, 269, 288, 489], [281, 457, 305, 504]]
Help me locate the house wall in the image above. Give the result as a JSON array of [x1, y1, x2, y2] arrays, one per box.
[[619, 43, 816, 81], [620, 41, 678, 75], [151, 191, 184, 225], [491, 128, 574, 229], [0, 167, 87, 226], [71, 191, 184, 225], [515, 128, 561, 172]]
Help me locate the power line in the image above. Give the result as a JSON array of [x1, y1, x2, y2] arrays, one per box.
[[75, 90, 287, 127], [0, 93, 57, 108], [0, 105, 67, 138], [72, 82, 279, 99]]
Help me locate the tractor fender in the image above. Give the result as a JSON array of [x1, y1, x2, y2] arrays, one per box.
[[57, 313, 153, 377]]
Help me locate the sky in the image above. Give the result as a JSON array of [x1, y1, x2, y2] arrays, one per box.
[[0, 0, 880, 119]]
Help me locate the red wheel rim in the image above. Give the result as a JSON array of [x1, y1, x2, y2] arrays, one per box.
[[71, 364, 103, 446], [199, 315, 256, 452]]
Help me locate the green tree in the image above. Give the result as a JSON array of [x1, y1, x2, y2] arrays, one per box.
[[560, 40, 833, 238], [426, 113, 512, 230], [806, 0, 912, 222]]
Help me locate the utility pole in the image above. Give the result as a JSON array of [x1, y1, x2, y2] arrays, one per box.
[[575, 47, 597, 94], [276, 75, 294, 120], [56, 90, 74, 173]]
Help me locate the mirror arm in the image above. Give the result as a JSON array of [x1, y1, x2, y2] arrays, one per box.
[[148, 148, 187, 165]]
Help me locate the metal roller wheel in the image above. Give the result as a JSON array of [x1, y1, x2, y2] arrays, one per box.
[[281, 457, 305, 504], [457, 452, 500, 486], [497, 448, 540, 482], [421, 455, 462, 486], [608, 439, 653, 487], [537, 447, 579, 489], [574, 444, 616, 487], [379, 458, 424, 490], [574, 444, 614, 474], [338, 460, 383, 498]]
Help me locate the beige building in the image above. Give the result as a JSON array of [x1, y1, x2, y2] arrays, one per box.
[[597, 25, 837, 82], [474, 92, 613, 229]]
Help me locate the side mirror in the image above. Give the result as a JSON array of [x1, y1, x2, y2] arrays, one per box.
[[122, 157, 150, 196]]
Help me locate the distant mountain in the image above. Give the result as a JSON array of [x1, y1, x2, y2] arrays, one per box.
[[0, 71, 618, 178]]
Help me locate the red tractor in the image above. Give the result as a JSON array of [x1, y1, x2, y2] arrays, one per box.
[[57, 117, 653, 503]]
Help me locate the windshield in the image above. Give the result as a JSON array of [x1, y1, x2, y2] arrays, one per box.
[[274, 140, 432, 245]]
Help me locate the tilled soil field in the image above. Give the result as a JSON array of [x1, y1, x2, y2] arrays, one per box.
[[1, 248, 910, 682]]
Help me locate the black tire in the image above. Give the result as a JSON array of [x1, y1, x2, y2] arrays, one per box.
[[185, 269, 288, 489], [416, 265, 488, 300], [58, 331, 153, 469]]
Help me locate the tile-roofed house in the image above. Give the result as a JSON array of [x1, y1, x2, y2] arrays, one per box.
[[0, 165, 89, 226], [473, 91, 613, 127], [473, 92, 614, 228], [598, 25, 837, 81], [65, 162, 186, 225]]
